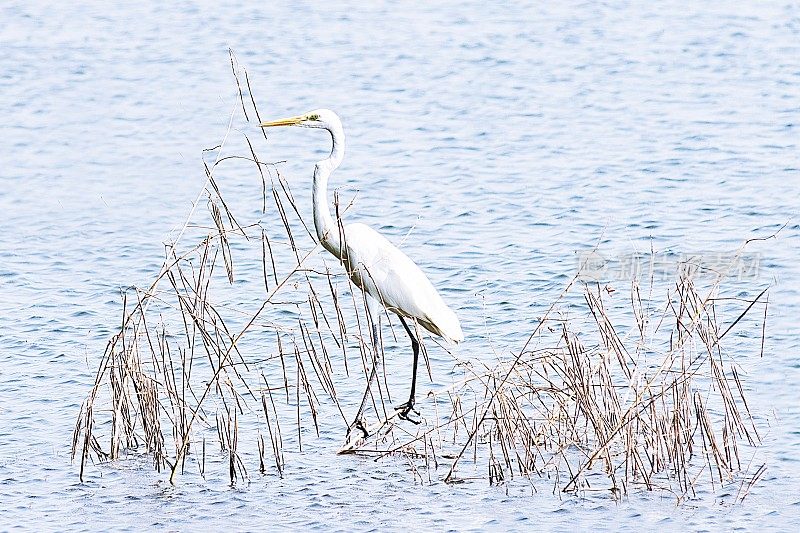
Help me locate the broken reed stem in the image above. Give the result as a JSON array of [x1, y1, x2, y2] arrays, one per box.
[[348, 265, 766, 502], [73, 58, 767, 501]]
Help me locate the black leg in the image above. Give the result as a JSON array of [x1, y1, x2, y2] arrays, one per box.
[[396, 316, 421, 424], [348, 321, 380, 440]]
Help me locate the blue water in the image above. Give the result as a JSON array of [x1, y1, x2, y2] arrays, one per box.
[[2, 1, 799, 530]]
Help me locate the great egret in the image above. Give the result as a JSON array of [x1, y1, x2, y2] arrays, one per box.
[[259, 109, 463, 437]]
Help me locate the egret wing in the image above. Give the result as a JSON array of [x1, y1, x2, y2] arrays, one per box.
[[341, 223, 463, 343]]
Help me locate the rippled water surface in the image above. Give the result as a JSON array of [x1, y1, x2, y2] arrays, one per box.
[[2, 1, 799, 530]]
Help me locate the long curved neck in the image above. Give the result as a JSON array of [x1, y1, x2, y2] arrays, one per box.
[[313, 124, 345, 258]]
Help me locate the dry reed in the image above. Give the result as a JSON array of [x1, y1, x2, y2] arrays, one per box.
[[72, 53, 768, 501]]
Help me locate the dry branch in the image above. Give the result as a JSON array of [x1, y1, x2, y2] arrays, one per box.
[[72, 60, 767, 503]]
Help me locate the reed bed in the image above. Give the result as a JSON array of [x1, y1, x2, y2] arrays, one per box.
[[72, 54, 768, 501], [344, 269, 768, 502]]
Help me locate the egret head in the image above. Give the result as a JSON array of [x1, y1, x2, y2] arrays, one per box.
[[259, 108, 341, 131]]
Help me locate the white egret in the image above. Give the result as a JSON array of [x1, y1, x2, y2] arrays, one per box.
[[259, 109, 463, 437]]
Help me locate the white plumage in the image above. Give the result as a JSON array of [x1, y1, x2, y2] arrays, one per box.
[[260, 108, 462, 436], [339, 222, 463, 343]]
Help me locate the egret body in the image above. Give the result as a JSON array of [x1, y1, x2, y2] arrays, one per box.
[[260, 109, 463, 436]]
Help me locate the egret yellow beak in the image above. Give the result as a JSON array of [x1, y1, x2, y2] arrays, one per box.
[[259, 114, 306, 128]]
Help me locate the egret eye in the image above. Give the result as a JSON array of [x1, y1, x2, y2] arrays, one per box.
[[308, 113, 320, 121]]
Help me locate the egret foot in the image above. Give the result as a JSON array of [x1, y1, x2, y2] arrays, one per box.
[[395, 400, 421, 424], [339, 418, 369, 454], [346, 417, 369, 439]]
